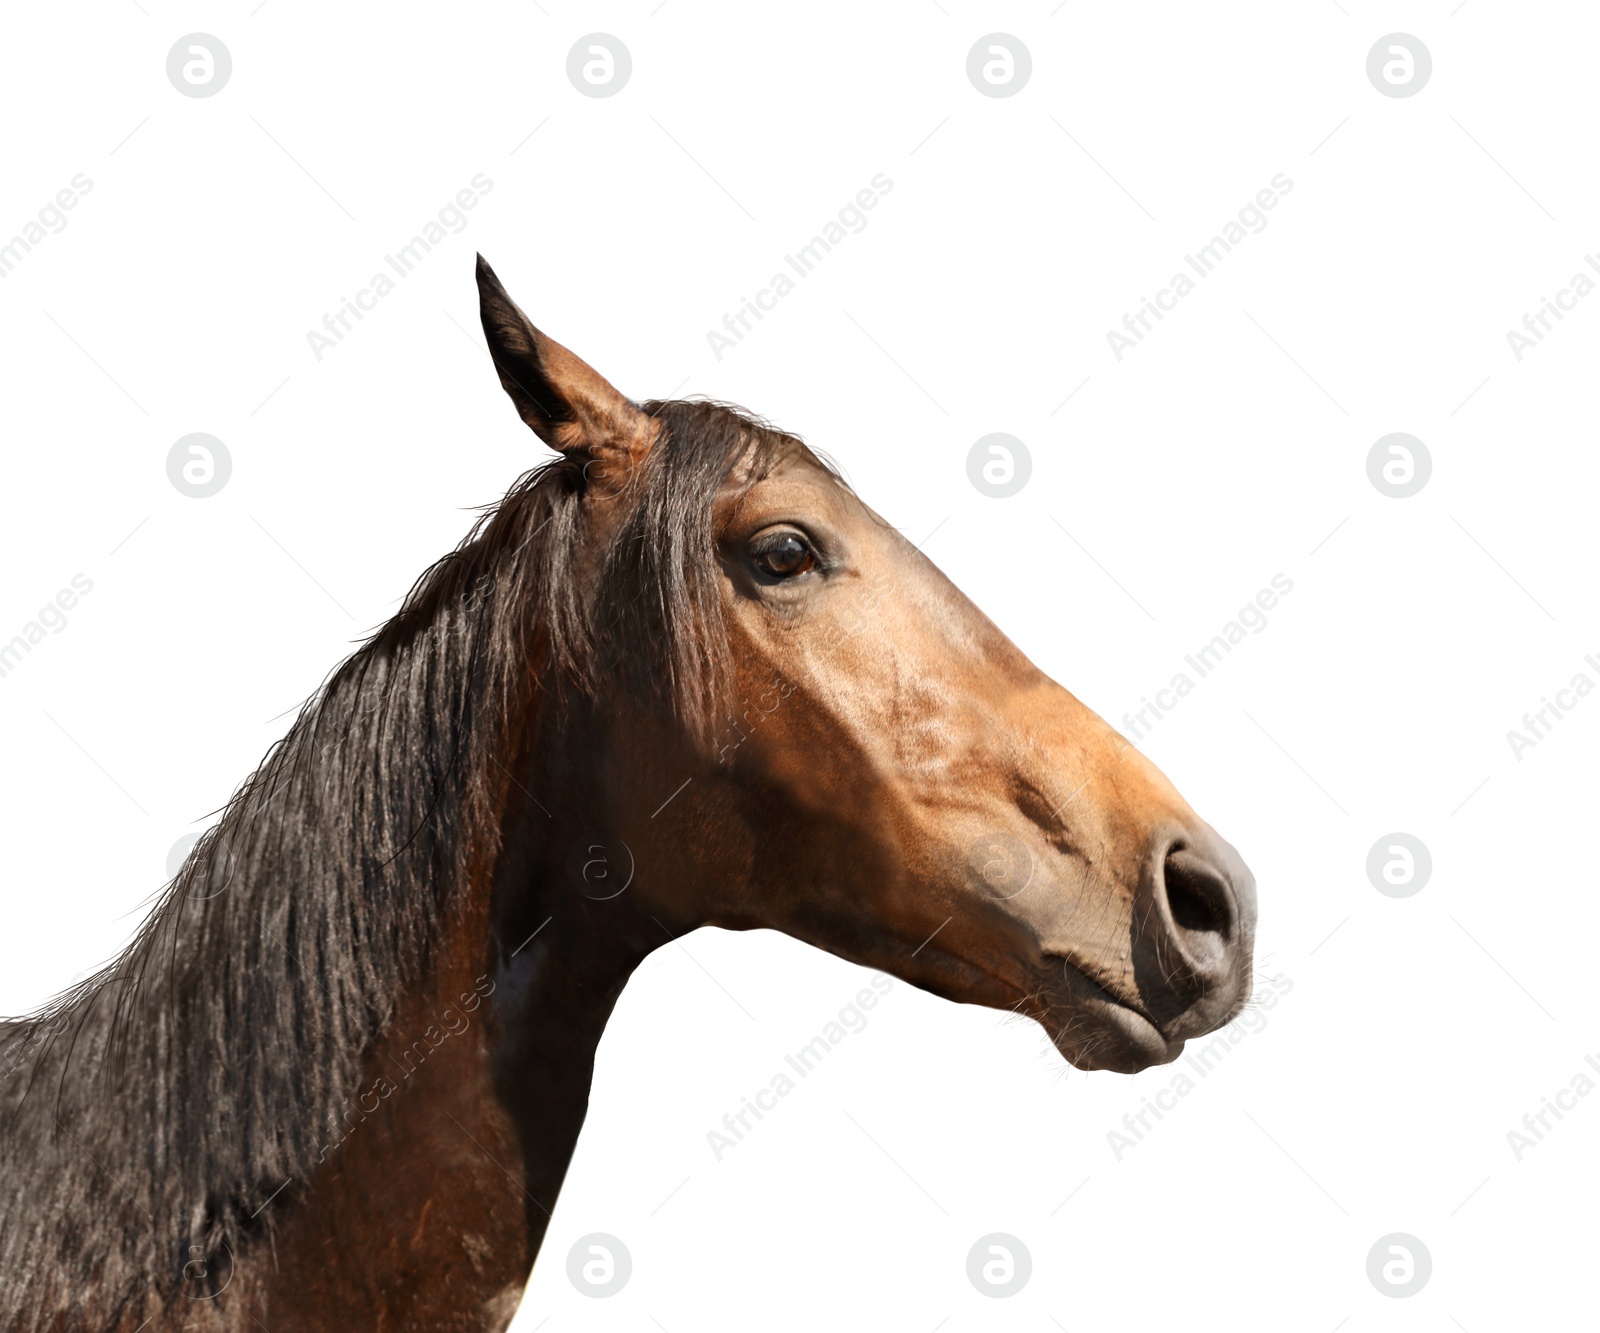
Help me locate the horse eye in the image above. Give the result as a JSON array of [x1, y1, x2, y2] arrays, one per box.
[[749, 531, 817, 579]]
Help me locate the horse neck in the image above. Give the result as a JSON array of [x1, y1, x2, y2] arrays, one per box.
[[3, 524, 691, 1330], [479, 723, 668, 1222], [250, 715, 663, 1331]]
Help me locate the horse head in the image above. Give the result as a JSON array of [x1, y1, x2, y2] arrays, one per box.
[[479, 256, 1256, 1074]]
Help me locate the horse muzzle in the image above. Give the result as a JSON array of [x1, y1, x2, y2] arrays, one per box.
[[1041, 823, 1257, 1073]]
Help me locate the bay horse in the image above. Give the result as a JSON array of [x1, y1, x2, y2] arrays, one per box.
[[0, 256, 1256, 1331]]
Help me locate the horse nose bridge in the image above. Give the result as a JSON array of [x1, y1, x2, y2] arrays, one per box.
[[993, 681, 1219, 892], [1025, 710, 1198, 841]]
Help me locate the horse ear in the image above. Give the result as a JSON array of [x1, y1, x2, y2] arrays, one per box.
[[475, 254, 657, 463]]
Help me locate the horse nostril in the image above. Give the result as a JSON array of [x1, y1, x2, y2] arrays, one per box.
[[1161, 846, 1234, 953], [1133, 835, 1254, 1036]]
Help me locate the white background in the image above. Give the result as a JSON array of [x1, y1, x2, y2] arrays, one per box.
[[1, 2, 1595, 1328]]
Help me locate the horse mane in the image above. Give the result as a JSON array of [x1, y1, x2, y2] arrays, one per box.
[[0, 399, 807, 1326]]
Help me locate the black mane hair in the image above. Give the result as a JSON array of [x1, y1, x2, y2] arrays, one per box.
[[0, 400, 809, 1327]]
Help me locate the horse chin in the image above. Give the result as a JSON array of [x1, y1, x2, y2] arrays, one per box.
[[1035, 957, 1187, 1073], [1050, 999, 1187, 1074]]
